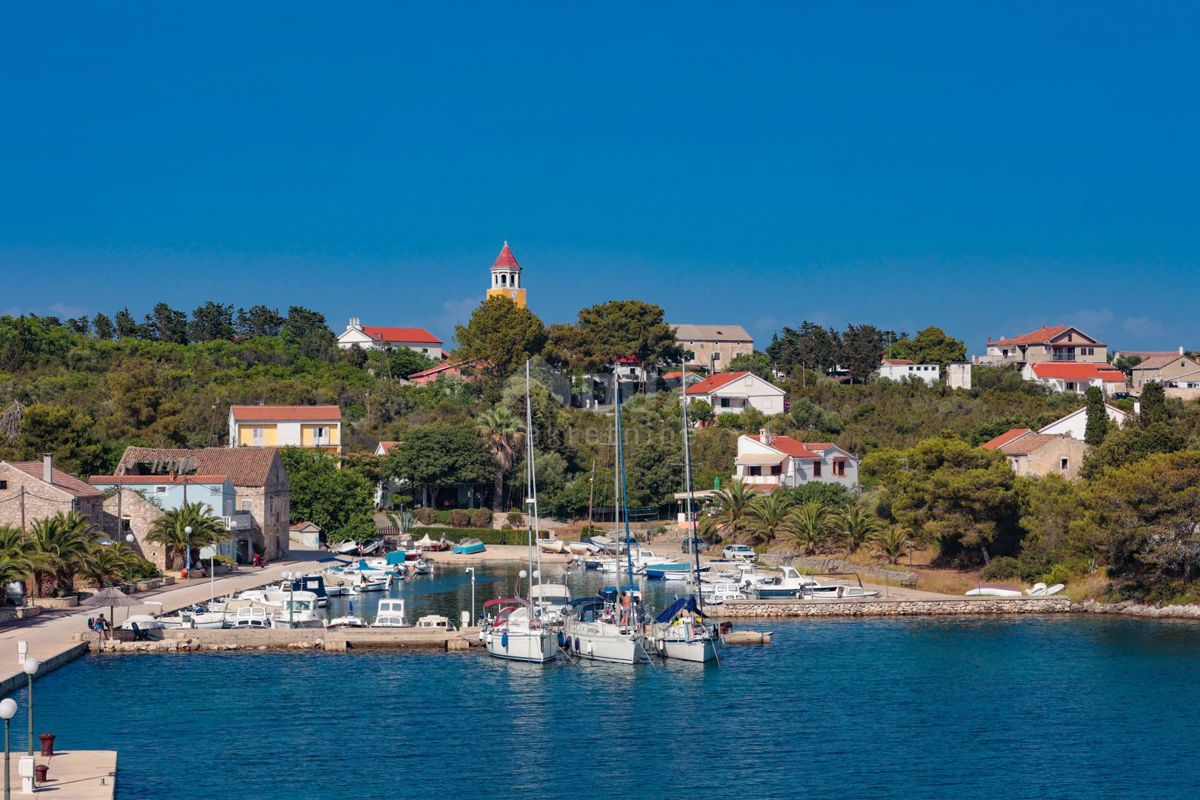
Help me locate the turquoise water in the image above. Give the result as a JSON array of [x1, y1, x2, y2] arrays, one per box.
[[9, 565, 1200, 799]]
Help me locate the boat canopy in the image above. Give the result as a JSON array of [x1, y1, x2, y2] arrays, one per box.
[[385, 551, 407, 566], [484, 597, 528, 609], [655, 595, 708, 624]]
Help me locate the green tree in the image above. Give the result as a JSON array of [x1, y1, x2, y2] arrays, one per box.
[[713, 480, 758, 541], [477, 406, 525, 512], [625, 436, 681, 509], [838, 501, 882, 554], [26, 512, 98, 597], [545, 300, 681, 374], [0, 525, 41, 587], [727, 351, 773, 379], [236, 305, 285, 337], [1081, 421, 1183, 479], [144, 302, 189, 344], [454, 296, 548, 380], [279, 449, 376, 544], [15, 404, 109, 476], [91, 313, 115, 341], [872, 525, 912, 564], [281, 306, 336, 359], [66, 316, 90, 335], [1084, 386, 1108, 446], [745, 492, 792, 545], [190, 301, 235, 341], [784, 501, 829, 554], [114, 308, 141, 339], [1112, 354, 1143, 376], [839, 324, 892, 383], [384, 423, 496, 507], [889, 326, 967, 366], [766, 322, 839, 382], [145, 502, 230, 570], [1138, 382, 1168, 428]]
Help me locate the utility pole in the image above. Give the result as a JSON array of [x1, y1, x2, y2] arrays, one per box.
[[19, 487, 25, 532], [586, 458, 596, 530]]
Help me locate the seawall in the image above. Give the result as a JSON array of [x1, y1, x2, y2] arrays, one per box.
[[712, 597, 1073, 618]]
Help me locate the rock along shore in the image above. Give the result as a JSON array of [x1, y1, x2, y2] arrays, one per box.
[[712, 597, 1073, 618]]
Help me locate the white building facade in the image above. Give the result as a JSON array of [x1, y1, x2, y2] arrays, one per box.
[[337, 319, 444, 357], [733, 432, 859, 490], [877, 359, 940, 385], [686, 371, 786, 416]]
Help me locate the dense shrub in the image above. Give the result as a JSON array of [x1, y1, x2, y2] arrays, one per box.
[[415, 508, 435, 525], [507, 511, 523, 526], [449, 509, 470, 528], [978, 556, 1020, 581], [434, 510, 451, 525], [470, 508, 493, 528]]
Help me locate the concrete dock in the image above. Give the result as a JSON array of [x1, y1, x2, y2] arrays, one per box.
[[4, 750, 117, 799], [99, 625, 484, 653]]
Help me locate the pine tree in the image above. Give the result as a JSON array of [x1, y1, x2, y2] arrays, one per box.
[[1084, 386, 1108, 446]]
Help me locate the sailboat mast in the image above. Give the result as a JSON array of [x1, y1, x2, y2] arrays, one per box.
[[526, 360, 543, 595], [616, 387, 635, 594], [523, 360, 536, 601], [680, 359, 704, 611]]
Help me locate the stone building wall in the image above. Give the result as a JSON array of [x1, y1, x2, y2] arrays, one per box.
[[0, 463, 102, 529], [102, 489, 168, 571]]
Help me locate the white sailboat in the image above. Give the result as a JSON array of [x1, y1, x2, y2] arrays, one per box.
[[485, 360, 556, 664]]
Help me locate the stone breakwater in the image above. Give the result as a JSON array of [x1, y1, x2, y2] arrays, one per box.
[[713, 597, 1073, 618], [96, 627, 482, 654], [1075, 599, 1200, 621]]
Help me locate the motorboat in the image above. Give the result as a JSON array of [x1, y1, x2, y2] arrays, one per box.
[[650, 596, 719, 663], [538, 536, 567, 554], [232, 606, 270, 629], [270, 591, 325, 628], [701, 582, 746, 605], [965, 584, 1023, 598], [827, 585, 879, 599], [409, 557, 434, 576], [753, 565, 816, 598], [645, 563, 709, 581], [333, 540, 360, 555], [561, 593, 650, 665], [415, 614, 456, 631], [373, 598, 409, 627], [327, 615, 367, 628], [451, 538, 486, 555], [118, 614, 166, 631], [485, 604, 556, 662], [530, 582, 572, 623]]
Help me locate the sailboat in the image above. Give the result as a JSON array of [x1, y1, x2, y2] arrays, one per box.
[[562, 380, 650, 665], [484, 360, 557, 664], [649, 359, 721, 663]]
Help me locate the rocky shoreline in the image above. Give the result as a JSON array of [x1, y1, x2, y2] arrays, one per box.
[[713, 596, 1073, 618], [1074, 599, 1200, 621]]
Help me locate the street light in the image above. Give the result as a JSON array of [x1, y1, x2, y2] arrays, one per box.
[[519, 569, 528, 599], [183, 526, 193, 575], [1, 697, 16, 800], [21, 660, 38, 757], [464, 569, 476, 624]]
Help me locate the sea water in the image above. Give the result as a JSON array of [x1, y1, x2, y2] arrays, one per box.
[[10, 563, 1200, 799]]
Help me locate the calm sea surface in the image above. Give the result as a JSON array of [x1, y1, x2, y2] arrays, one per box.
[[10, 563, 1200, 799]]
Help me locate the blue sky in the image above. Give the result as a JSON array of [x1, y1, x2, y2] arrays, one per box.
[[2, 3, 1198, 354]]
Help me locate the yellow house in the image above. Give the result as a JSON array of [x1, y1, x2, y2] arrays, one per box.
[[228, 405, 342, 453]]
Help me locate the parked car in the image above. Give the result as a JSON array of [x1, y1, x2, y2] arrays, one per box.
[[723, 544, 757, 562]]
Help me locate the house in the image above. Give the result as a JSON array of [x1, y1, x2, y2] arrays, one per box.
[[877, 358, 940, 386], [408, 358, 482, 386], [1128, 350, 1200, 394], [982, 326, 1107, 367], [89, 474, 249, 564], [228, 405, 341, 452], [982, 430, 1090, 480], [1037, 404, 1129, 440], [685, 371, 786, 416], [0, 455, 104, 530], [734, 431, 859, 490], [96, 489, 171, 571], [672, 324, 754, 371], [485, 241, 528, 309], [1021, 363, 1127, 396], [289, 521, 322, 550], [113, 447, 291, 561], [374, 441, 399, 457], [337, 318, 444, 358]]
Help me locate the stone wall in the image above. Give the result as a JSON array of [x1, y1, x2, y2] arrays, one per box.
[[102, 489, 168, 571], [1076, 599, 1200, 621], [0, 463, 95, 529], [714, 597, 1072, 618]]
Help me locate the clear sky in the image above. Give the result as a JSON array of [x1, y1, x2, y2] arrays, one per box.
[[2, 3, 1198, 354]]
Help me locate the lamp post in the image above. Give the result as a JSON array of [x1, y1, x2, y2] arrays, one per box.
[[283, 572, 295, 628], [465, 568, 475, 624], [21, 660, 38, 756], [1, 697, 16, 800], [183, 525, 193, 576], [519, 569, 528, 600]]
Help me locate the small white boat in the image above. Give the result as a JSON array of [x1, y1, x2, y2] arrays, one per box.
[[830, 585, 879, 600], [965, 584, 1023, 598], [232, 606, 270, 628], [538, 537, 567, 554], [1024, 582, 1066, 597], [415, 614, 456, 631], [568, 541, 599, 556], [334, 541, 360, 555], [373, 598, 409, 628], [118, 614, 166, 631], [270, 591, 325, 628], [327, 615, 367, 628], [701, 583, 746, 605]]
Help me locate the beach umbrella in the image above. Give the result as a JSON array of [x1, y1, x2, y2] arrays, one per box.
[[83, 586, 141, 625]]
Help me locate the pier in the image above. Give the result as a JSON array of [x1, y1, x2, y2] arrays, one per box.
[[99, 625, 484, 653], [4, 750, 117, 799]]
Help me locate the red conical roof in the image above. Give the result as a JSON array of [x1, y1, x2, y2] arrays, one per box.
[[491, 241, 521, 271]]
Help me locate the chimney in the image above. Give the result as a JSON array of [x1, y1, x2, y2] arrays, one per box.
[[349, 317, 361, 330], [1180, 346, 1186, 356], [760, 428, 772, 445], [42, 453, 52, 484]]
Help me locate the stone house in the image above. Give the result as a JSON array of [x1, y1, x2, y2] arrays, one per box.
[[113, 447, 291, 561], [0, 456, 104, 530], [98, 489, 170, 571], [1128, 351, 1200, 394], [982, 325, 1107, 367], [672, 324, 754, 371], [981, 430, 1090, 479]]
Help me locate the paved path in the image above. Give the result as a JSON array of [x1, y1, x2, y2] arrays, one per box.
[[0, 553, 330, 694], [5, 750, 117, 799]]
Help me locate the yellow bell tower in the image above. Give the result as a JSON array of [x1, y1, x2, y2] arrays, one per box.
[[486, 241, 527, 308]]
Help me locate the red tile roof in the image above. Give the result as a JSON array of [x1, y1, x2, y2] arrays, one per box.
[[882, 358, 913, 365], [996, 433, 1066, 456], [361, 327, 442, 345], [116, 447, 284, 488], [1028, 363, 1126, 382], [4, 461, 103, 498], [491, 241, 521, 270], [748, 434, 820, 459], [230, 405, 342, 422], [981, 428, 1032, 450], [990, 326, 1072, 347], [408, 358, 477, 380], [376, 441, 399, 455], [290, 520, 321, 531], [89, 475, 229, 486], [685, 371, 751, 395]]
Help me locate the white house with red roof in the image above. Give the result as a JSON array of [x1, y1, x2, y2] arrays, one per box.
[[228, 405, 342, 452], [734, 431, 859, 490], [877, 358, 940, 385], [981, 325, 1106, 367], [685, 371, 786, 416], [337, 318, 444, 358], [1021, 362, 1127, 396]]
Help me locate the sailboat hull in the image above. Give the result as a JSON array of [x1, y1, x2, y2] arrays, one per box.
[[485, 630, 558, 663], [565, 622, 650, 664], [657, 637, 718, 663]]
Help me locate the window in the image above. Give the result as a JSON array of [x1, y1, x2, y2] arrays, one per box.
[[0, 480, 6, 491], [748, 466, 761, 476], [712, 352, 720, 362], [1060, 458, 1070, 471], [314, 426, 327, 443], [240, 499, 251, 511], [155, 485, 167, 494], [720, 398, 731, 408], [770, 465, 781, 476], [252, 427, 264, 445], [812, 461, 822, 478], [833, 460, 847, 477]]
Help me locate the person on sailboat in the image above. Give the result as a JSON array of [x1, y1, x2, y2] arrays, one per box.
[[620, 591, 632, 626]]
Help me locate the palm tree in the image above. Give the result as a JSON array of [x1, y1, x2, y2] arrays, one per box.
[[0, 524, 40, 588], [26, 512, 98, 597], [146, 502, 230, 571], [76, 544, 135, 588], [873, 525, 913, 564], [784, 501, 830, 555], [838, 502, 882, 556], [713, 480, 757, 541], [746, 492, 792, 546], [478, 406, 525, 513]]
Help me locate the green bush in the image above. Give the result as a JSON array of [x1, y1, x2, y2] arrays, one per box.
[[979, 556, 1020, 581], [415, 508, 435, 525], [449, 509, 470, 528], [470, 508, 493, 528], [434, 510, 452, 525], [1042, 560, 1087, 586], [409, 526, 529, 546], [507, 511, 523, 525]]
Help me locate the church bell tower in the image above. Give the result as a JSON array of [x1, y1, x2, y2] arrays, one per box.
[[486, 241, 527, 308]]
